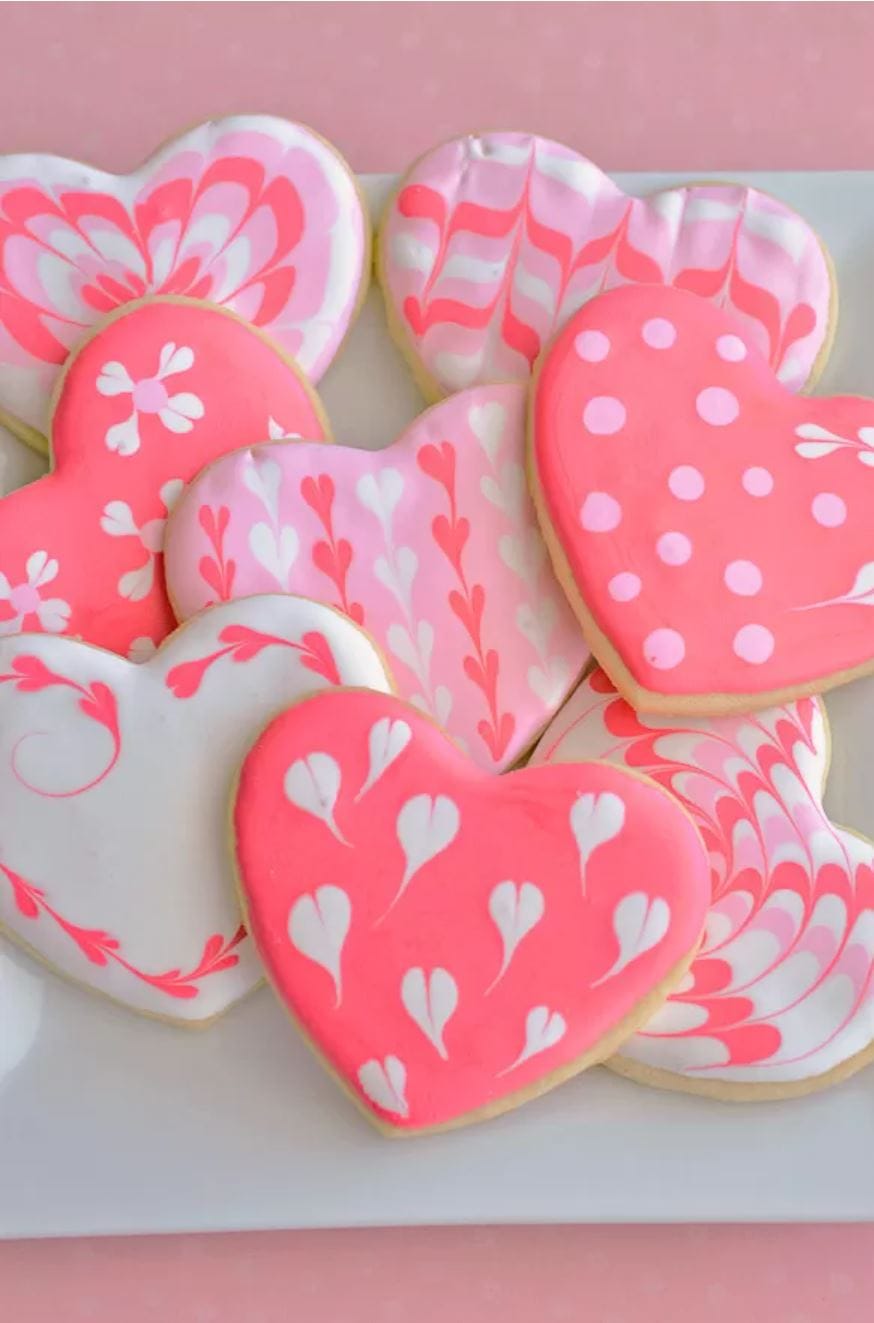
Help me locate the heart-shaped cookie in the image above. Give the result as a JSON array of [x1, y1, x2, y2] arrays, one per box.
[[532, 669, 874, 1098], [0, 297, 327, 659], [234, 687, 710, 1132], [164, 386, 587, 771], [531, 283, 874, 714], [0, 115, 368, 444], [378, 131, 833, 398], [0, 595, 392, 1023]]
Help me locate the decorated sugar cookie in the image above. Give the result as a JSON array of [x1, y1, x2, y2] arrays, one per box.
[[0, 298, 328, 659], [0, 595, 392, 1023], [0, 116, 368, 446], [379, 131, 833, 399], [531, 282, 874, 715], [531, 670, 874, 1097], [164, 386, 587, 772], [233, 687, 710, 1133]]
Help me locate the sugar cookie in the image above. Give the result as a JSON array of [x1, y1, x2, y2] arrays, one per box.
[[530, 283, 874, 715], [0, 116, 368, 447], [379, 131, 834, 399], [532, 669, 874, 1098], [164, 386, 587, 772], [233, 687, 710, 1132], [0, 595, 392, 1024], [0, 297, 328, 659]]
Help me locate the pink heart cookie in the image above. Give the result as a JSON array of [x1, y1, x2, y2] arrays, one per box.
[[531, 283, 874, 714], [164, 386, 587, 771], [0, 595, 392, 1023], [379, 131, 833, 398], [0, 116, 368, 444], [532, 669, 874, 1098], [0, 297, 327, 659], [234, 687, 711, 1133]]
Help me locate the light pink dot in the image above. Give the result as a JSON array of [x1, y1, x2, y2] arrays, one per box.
[[657, 531, 692, 565], [642, 318, 677, 349], [696, 386, 740, 426], [733, 624, 775, 664], [580, 491, 622, 532], [575, 330, 610, 362], [724, 560, 762, 596], [608, 572, 641, 602], [668, 465, 705, 501], [716, 334, 747, 362], [812, 492, 847, 528], [583, 395, 626, 435], [742, 466, 773, 497], [643, 628, 686, 670]]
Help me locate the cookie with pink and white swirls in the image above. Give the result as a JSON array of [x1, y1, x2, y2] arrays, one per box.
[[0, 116, 368, 448], [531, 669, 874, 1098], [378, 131, 834, 399]]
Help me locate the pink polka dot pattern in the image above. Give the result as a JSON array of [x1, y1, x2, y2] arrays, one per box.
[[742, 466, 774, 497], [580, 491, 621, 532], [668, 465, 705, 501], [532, 283, 874, 709], [643, 628, 685, 670], [725, 560, 763, 596], [642, 317, 676, 349], [733, 624, 775, 664], [717, 333, 747, 362], [575, 330, 610, 362], [608, 572, 641, 602], [696, 386, 740, 426], [657, 532, 692, 566], [812, 492, 847, 527], [583, 395, 626, 435]]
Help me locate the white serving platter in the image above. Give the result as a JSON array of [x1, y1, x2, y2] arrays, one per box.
[[4, 170, 874, 1238]]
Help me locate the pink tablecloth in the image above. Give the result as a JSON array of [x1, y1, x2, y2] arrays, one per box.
[[2, 2, 873, 1315]]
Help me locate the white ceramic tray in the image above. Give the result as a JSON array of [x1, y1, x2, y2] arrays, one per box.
[[5, 171, 874, 1238]]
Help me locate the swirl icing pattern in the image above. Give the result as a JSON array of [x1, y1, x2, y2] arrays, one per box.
[[531, 669, 874, 1095], [234, 687, 711, 1132], [379, 131, 833, 398], [0, 115, 368, 443]]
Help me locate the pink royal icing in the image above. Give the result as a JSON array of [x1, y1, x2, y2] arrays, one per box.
[[234, 687, 710, 1132], [0, 116, 368, 438], [532, 670, 874, 1092], [0, 298, 327, 658], [380, 131, 832, 396], [164, 386, 588, 772], [532, 283, 874, 712], [0, 595, 392, 1022]]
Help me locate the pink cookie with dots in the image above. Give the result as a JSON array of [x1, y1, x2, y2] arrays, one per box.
[[164, 386, 588, 773], [379, 131, 834, 400], [234, 687, 711, 1133], [531, 283, 874, 715]]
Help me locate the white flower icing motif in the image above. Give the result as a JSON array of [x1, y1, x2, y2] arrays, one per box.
[[0, 551, 70, 636], [96, 342, 204, 456], [100, 478, 184, 603]]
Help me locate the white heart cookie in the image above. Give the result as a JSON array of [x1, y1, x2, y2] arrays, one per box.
[[0, 595, 392, 1023]]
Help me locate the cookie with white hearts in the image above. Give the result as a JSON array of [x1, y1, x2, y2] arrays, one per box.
[[233, 687, 711, 1133], [531, 282, 874, 714], [378, 130, 834, 399], [0, 297, 328, 659], [531, 669, 874, 1098], [164, 386, 588, 772], [0, 595, 392, 1024], [0, 115, 368, 448]]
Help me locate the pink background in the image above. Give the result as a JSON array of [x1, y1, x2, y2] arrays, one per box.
[[3, 1, 874, 1316]]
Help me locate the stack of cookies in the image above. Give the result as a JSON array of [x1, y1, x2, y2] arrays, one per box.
[[1, 120, 867, 1135]]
